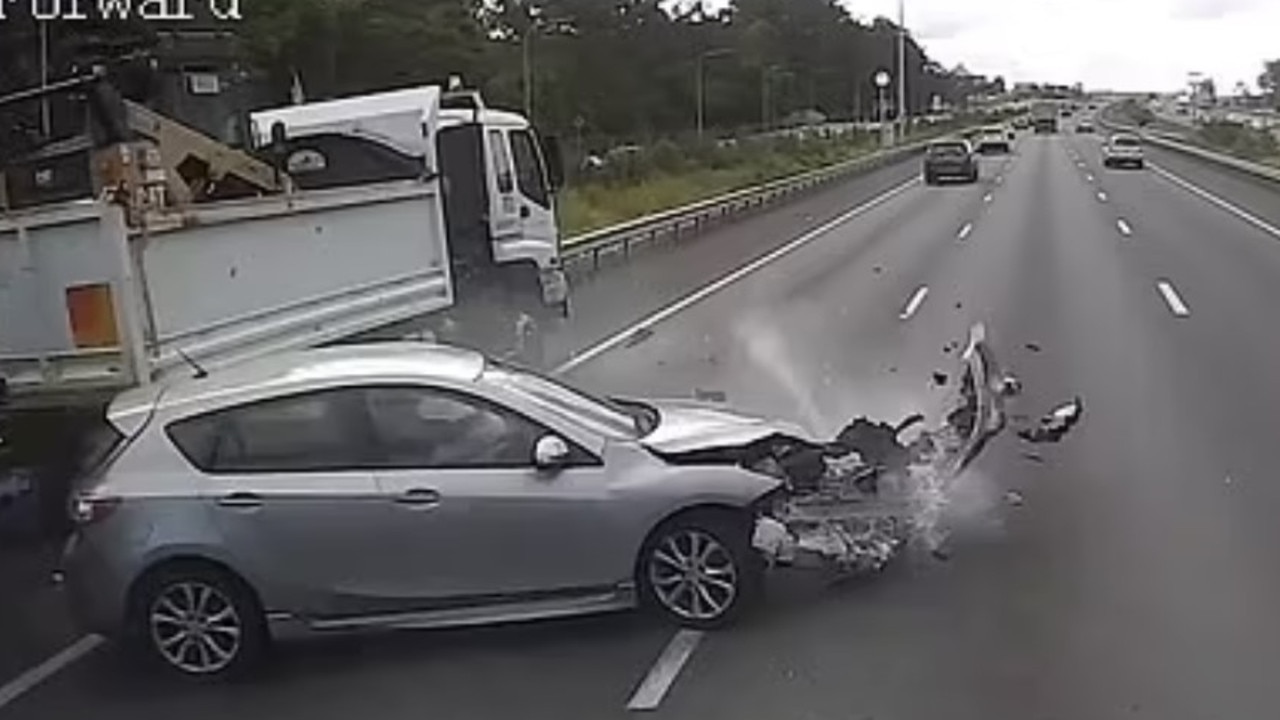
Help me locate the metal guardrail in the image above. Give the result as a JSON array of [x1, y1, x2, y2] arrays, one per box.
[[559, 137, 941, 271], [1100, 112, 1280, 185]]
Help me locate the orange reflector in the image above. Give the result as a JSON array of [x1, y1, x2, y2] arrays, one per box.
[[65, 283, 120, 349]]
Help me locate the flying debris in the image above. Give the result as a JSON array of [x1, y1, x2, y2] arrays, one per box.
[[662, 325, 1083, 576], [1017, 397, 1083, 444]]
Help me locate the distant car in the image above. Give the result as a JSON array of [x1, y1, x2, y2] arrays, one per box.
[[1012, 116, 1032, 130], [1102, 133, 1144, 168], [1076, 120, 1096, 134], [923, 139, 979, 185], [974, 126, 1011, 154]]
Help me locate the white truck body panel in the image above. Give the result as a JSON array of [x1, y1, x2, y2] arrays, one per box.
[[250, 86, 440, 162], [0, 178, 452, 401]]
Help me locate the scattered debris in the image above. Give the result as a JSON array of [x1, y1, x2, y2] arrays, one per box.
[[1017, 397, 1084, 444], [1224, 475, 1233, 485], [625, 327, 655, 348], [1021, 452, 1046, 464], [1004, 490, 1025, 506], [694, 388, 727, 403], [1025, 341, 1043, 353], [932, 371, 948, 386], [888, 365, 898, 374], [873, 265, 884, 275], [931, 546, 952, 562], [954, 301, 963, 309]]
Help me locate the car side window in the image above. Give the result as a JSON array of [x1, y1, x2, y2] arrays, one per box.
[[362, 385, 585, 469], [166, 389, 371, 474]]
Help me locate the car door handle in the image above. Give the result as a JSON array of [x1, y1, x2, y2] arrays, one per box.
[[394, 488, 441, 509], [217, 492, 263, 509]]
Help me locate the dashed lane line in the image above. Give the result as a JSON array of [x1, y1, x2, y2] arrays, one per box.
[[0, 635, 104, 712], [1156, 280, 1191, 317], [957, 222, 973, 241], [626, 630, 704, 711], [1116, 219, 1133, 237], [899, 285, 930, 321]]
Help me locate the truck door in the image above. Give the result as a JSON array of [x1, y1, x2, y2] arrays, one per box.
[[484, 129, 523, 249], [507, 128, 559, 257], [437, 124, 494, 290]]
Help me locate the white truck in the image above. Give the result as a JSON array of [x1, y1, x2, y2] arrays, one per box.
[[0, 81, 568, 537]]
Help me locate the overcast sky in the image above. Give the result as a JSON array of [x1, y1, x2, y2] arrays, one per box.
[[843, 0, 1278, 92]]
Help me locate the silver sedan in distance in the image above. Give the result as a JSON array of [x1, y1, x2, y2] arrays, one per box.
[[61, 343, 795, 679]]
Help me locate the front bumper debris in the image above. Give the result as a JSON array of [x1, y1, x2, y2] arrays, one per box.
[[737, 324, 1081, 573]]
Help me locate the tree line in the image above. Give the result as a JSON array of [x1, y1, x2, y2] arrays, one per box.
[[0, 0, 1003, 146]]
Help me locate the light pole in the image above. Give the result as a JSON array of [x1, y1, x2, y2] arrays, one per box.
[[521, 14, 572, 120], [896, 0, 907, 133], [874, 70, 892, 146], [696, 49, 733, 140]]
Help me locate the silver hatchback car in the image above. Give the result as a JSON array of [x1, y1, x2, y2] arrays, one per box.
[[62, 343, 793, 678]]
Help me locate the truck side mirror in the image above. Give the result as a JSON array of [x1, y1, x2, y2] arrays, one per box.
[[541, 134, 566, 192]]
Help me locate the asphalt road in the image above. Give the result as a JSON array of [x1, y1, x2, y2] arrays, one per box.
[[7, 131, 1280, 719]]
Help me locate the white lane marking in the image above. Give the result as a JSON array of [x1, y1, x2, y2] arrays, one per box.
[[983, 192, 993, 203], [1116, 219, 1133, 237], [899, 285, 930, 321], [1150, 162, 1280, 240], [555, 178, 919, 373], [957, 222, 973, 240], [626, 629, 703, 711], [0, 635, 104, 711], [1156, 280, 1191, 317], [1097, 191, 1109, 202]]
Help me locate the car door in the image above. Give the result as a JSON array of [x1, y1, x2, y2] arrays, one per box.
[[176, 388, 396, 618], [361, 384, 618, 602]]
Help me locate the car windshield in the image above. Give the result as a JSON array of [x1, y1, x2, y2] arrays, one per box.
[[483, 361, 657, 439], [1113, 136, 1141, 147]]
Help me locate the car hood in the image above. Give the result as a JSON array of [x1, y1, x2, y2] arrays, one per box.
[[640, 400, 811, 454]]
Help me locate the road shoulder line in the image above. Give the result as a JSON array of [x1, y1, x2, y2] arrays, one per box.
[[555, 178, 919, 374], [1150, 162, 1280, 240]]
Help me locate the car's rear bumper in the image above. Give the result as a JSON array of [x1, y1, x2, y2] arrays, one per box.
[[924, 163, 975, 178]]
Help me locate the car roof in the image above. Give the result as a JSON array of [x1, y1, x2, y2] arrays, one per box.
[[108, 343, 486, 430]]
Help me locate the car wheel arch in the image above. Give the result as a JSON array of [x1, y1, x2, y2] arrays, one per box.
[[631, 503, 753, 579], [125, 555, 265, 631]]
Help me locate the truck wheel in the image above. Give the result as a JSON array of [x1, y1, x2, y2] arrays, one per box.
[[130, 564, 267, 680], [638, 511, 761, 629]]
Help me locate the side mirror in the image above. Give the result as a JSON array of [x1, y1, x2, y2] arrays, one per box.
[[541, 134, 566, 192], [533, 435, 571, 471]]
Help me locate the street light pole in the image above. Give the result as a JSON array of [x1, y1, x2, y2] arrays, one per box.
[[696, 49, 732, 140], [896, 0, 907, 132], [522, 24, 534, 118]]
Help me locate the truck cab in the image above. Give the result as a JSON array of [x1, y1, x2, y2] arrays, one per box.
[[249, 87, 568, 316]]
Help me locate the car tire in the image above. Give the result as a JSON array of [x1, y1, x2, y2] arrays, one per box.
[[923, 173, 935, 186], [968, 170, 979, 184], [637, 511, 762, 630], [1134, 160, 1145, 170], [129, 564, 267, 680]]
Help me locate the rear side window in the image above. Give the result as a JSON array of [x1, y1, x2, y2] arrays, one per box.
[[510, 129, 550, 208], [167, 389, 370, 473]]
